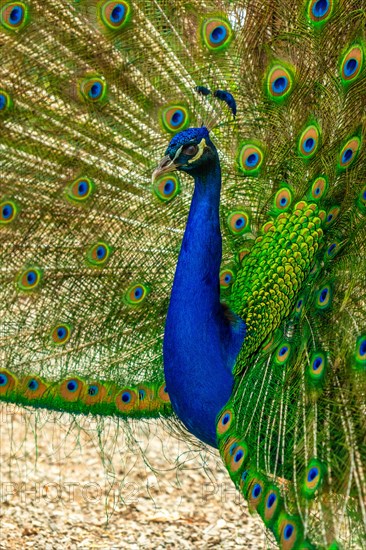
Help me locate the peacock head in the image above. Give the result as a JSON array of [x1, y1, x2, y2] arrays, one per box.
[[153, 126, 219, 181]]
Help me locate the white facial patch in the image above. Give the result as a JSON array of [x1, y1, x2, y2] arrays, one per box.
[[172, 145, 183, 163]]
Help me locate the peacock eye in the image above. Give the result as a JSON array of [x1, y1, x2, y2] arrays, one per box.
[[182, 144, 198, 156]]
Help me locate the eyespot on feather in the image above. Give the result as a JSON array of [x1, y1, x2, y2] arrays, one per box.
[[98, 1, 131, 30], [222, 437, 249, 477], [20, 375, 47, 399], [124, 283, 150, 306], [0, 369, 17, 395], [227, 210, 250, 235], [260, 486, 281, 526], [59, 377, 83, 402], [324, 241, 339, 260], [266, 64, 294, 101], [315, 284, 332, 309], [307, 352, 327, 387], [81, 382, 107, 405], [153, 174, 180, 202], [308, 176, 328, 201], [276, 514, 303, 550], [238, 143, 264, 175], [0, 90, 12, 114], [294, 296, 305, 316], [136, 384, 155, 410], [239, 468, 252, 491], [79, 76, 107, 103], [325, 206, 340, 226], [220, 268, 235, 289], [307, 0, 334, 24], [115, 387, 138, 412], [65, 177, 95, 203], [240, 470, 266, 503], [86, 242, 112, 266], [303, 459, 325, 498], [137, 384, 149, 402], [340, 44, 364, 84], [0, 199, 18, 224], [274, 188, 293, 213], [201, 17, 233, 51], [354, 335, 366, 366], [17, 267, 42, 291], [217, 408, 235, 437], [298, 124, 320, 159], [338, 137, 361, 170], [246, 478, 265, 511], [161, 105, 189, 133], [157, 382, 170, 403], [51, 323, 72, 345], [275, 342, 291, 364], [0, 2, 29, 31]]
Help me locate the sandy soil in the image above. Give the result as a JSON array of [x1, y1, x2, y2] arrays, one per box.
[[0, 405, 276, 549]]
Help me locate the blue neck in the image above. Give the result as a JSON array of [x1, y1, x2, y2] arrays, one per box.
[[163, 161, 245, 447]]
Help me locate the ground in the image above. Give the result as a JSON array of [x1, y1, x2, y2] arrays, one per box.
[[0, 405, 276, 549]]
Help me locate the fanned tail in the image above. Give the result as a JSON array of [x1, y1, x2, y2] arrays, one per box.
[[0, 0, 236, 423], [215, 0, 366, 547]]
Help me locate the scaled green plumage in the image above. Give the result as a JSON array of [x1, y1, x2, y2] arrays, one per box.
[[0, 0, 365, 548]]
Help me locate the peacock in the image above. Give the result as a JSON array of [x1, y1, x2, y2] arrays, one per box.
[[0, 0, 365, 547]]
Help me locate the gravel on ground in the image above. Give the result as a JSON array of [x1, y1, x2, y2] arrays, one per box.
[[0, 404, 276, 549]]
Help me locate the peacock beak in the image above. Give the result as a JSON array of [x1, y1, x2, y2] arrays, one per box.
[[152, 154, 180, 182]]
